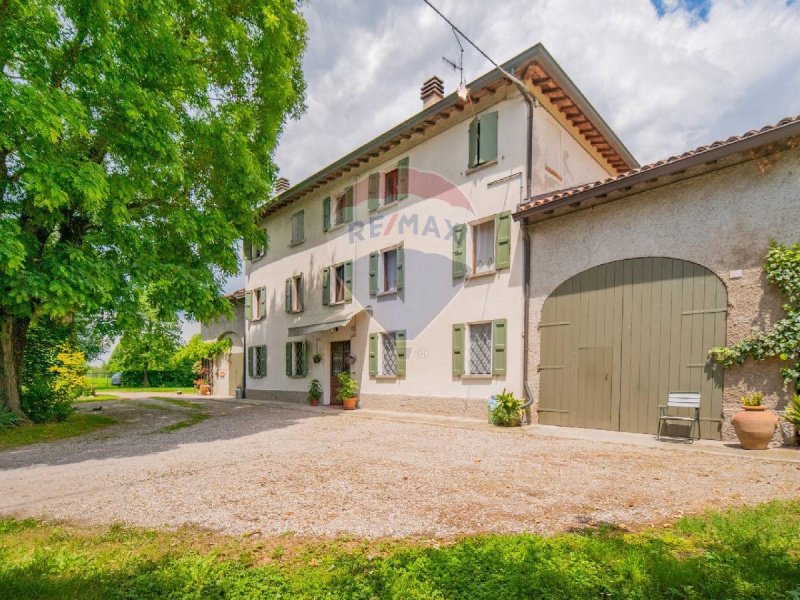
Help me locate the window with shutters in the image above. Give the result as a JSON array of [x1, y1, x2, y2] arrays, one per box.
[[245, 229, 267, 262], [287, 341, 306, 377], [468, 111, 498, 169], [382, 248, 397, 293], [288, 274, 303, 312], [468, 323, 492, 375], [384, 169, 399, 205], [472, 219, 495, 275], [248, 287, 267, 321], [380, 332, 397, 376], [334, 263, 346, 303], [250, 345, 267, 378], [334, 191, 352, 227], [290, 211, 304, 245]]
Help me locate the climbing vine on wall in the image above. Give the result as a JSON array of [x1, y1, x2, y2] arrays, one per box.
[[710, 240, 800, 393]]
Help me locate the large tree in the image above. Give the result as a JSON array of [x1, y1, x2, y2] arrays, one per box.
[[0, 1, 306, 414]]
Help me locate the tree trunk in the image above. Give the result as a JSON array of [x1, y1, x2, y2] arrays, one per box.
[[0, 314, 30, 417], [142, 367, 149, 387]]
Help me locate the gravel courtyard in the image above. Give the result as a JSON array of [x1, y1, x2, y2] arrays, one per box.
[[1, 396, 799, 539]]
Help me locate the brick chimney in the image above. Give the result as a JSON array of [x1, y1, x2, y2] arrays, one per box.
[[275, 177, 290, 195], [420, 76, 444, 109]]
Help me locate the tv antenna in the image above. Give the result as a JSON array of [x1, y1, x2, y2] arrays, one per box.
[[442, 26, 465, 87]]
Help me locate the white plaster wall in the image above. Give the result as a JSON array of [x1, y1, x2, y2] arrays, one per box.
[[246, 87, 612, 411], [527, 147, 800, 440]]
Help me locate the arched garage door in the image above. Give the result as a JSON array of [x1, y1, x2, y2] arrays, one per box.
[[538, 258, 726, 439]]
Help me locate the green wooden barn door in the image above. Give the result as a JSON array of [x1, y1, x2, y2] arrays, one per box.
[[538, 258, 726, 439]]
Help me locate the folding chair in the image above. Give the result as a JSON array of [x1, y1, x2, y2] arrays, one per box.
[[657, 392, 701, 441]]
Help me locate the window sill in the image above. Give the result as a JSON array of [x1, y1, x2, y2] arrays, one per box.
[[375, 374, 397, 381], [288, 238, 305, 247], [461, 374, 493, 380], [289, 375, 307, 379], [287, 309, 304, 315], [250, 255, 265, 263], [328, 300, 349, 307], [249, 316, 266, 323], [465, 270, 496, 281], [465, 159, 498, 176], [376, 289, 398, 297], [328, 221, 350, 233]]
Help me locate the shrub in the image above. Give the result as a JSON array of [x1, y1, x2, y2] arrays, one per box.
[[0, 408, 22, 430], [50, 345, 92, 399], [782, 395, 800, 429], [117, 369, 195, 388], [20, 381, 74, 424], [490, 389, 522, 426], [308, 379, 322, 402]]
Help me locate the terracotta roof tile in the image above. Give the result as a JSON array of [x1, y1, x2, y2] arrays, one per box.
[[517, 114, 800, 213]]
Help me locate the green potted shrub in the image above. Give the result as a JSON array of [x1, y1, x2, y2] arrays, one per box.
[[781, 394, 800, 446], [336, 371, 358, 410], [490, 389, 522, 427], [732, 392, 778, 450], [308, 378, 322, 406]]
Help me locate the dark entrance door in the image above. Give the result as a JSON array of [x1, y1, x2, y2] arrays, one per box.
[[330, 341, 351, 405]]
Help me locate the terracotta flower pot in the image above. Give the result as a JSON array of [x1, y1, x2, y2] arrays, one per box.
[[342, 396, 357, 410], [309, 398, 319, 406], [732, 405, 778, 450]]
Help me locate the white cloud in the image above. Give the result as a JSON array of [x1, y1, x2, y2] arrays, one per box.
[[274, 0, 800, 179]]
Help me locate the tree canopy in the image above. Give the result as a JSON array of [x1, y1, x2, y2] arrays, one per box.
[[0, 0, 306, 413]]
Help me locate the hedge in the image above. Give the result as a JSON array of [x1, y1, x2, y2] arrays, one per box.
[[118, 370, 194, 388]]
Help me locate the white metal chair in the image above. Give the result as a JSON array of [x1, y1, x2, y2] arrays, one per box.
[[657, 392, 701, 441]]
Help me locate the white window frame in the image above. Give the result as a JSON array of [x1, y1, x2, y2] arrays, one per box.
[[467, 321, 493, 375], [469, 216, 496, 277], [333, 263, 346, 304], [253, 345, 267, 378], [253, 287, 266, 320], [333, 191, 351, 227], [379, 331, 398, 376], [290, 274, 302, 312], [379, 246, 399, 294], [383, 168, 399, 206], [289, 340, 306, 377]]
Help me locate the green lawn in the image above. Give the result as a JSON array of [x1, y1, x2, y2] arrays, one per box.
[[1, 501, 798, 599], [151, 397, 210, 432], [0, 414, 117, 450], [75, 394, 120, 404]]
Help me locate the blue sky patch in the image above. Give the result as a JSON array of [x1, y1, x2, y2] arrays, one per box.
[[651, 0, 712, 21]]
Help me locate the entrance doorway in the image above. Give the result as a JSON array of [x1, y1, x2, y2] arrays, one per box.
[[330, 341, 351, 405]]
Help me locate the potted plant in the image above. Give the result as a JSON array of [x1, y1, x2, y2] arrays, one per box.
[[489, 389, 522, 427], [312, 353, 322, 364], [308, 378, 322, 406], [336, 371, 358, 410], [781, 394, 800, 446], [732, 392, 778, 450]]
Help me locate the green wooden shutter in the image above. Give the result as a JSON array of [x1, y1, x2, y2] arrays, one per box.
[[323, 196, 331, 232], [396, 330, 406, 376], [243, 238, 252, 261], [259, 286, 266, 319], [322, 267, 331, 305], [259, 345, 267, 377], [468, 119, 478, 168], [285, 278, 292, 313], [397, 157, 409, 201], [492, 319, 507, 375], [369, 251, 378, 296], [452, 224, 466, 278], [248, 346, 254, 377], [452, 324, 465, 376], [344, 260, 353, 301], [300, 341, 308, 376], [345, 186, 354, 223], [285, 342, 292, 376], [396, 243, 404, 290], [245, 290, 253, 320], [368, 173, 380, 212], [479, 111, 498, 164], [368, 334, 377, 377], [298, 274, 305, 311], [495, 211, 511, 270]]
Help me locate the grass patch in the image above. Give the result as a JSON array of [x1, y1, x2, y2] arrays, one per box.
[[150, 397, 210, 433], [95, 386, 196, 394], [0, 501, 799, 598], [75, 394, 120, 404], [0, 414, 117, 450]]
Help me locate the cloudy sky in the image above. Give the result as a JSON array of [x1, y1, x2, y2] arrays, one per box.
[[174, 0, 800, 354], [274, 0, 800, 183]]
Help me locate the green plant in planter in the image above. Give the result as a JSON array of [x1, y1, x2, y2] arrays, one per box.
[[782, 395, 800, 436], [490, 389, 522, 426], [308, 379, 322, 404], [336, 372, 358, 402], [312, 353, 322, 364], [741, 392, 764, 407]]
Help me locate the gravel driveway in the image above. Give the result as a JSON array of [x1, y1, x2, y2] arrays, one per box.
[[1, 396, 799, 538]]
